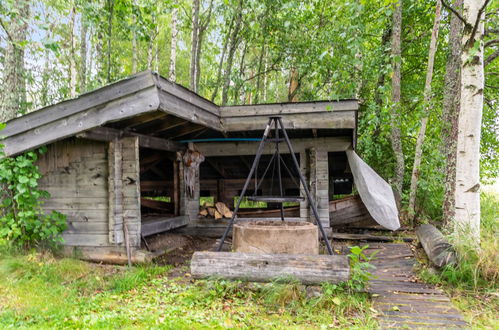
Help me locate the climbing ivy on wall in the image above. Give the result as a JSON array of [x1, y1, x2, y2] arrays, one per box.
[[0, 124, 67, 248]]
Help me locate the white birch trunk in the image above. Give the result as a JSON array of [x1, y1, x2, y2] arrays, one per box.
[[454, 0, 486, 240], [408, 1, 442, 220], [132, 0, 138, 73], [169, 1, 178, 81], [69, 4, 77, 98], [190, 0, 200, 92]]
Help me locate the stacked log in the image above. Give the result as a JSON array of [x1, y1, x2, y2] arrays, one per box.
[[199, 201, 233, 220]]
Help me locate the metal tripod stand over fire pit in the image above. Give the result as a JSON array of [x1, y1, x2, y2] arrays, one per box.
[[190, 117, 350, 285], [216, 116, 334, 255]]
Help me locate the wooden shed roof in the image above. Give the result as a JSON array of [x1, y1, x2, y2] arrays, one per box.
[[1, 70, 359, 156]]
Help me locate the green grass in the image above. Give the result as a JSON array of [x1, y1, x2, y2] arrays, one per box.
[[418, 192, 499, 328], [0, 248, 378, 329]]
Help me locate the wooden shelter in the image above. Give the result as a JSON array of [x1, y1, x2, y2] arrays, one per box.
[[1, 71, 359, 263]]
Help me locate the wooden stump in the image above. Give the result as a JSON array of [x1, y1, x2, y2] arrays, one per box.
[[190, 251, 350, 284]]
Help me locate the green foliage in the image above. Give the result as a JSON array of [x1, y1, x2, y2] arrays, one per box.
[[0, 142, 66, 248], [420, 193, 499, 292], [417, 193, 499, 327], [0, 250, 378, 328], [347, 245, 378, 291]]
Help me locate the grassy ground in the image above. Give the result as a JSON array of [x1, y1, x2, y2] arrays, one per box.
[[418, 193, 499, 328], [0, 247, 377, 329]]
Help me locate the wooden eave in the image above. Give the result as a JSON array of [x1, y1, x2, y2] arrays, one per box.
[[1, 70, 358, 157]]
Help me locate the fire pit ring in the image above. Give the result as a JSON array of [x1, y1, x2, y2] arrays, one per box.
[[233, 220, 319, 255]]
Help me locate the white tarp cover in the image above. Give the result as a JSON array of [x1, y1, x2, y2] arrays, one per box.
[[346, 150, 400, 231]]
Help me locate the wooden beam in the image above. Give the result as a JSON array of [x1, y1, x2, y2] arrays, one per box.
[[162, 124, 206, 139], [222, 111, 356, 131], [2, 71, 156, 138], [220, 100, 358, 117], [118, 111, 167, 130], [142, 216, 189, 237], [149, 116, 189, 136], [195, 137, 352, 156], [3, 86, 161, 156], [77, 126, 184, 152]]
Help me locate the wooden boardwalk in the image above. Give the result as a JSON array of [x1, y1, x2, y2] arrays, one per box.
[[365, 243, 467, 329]]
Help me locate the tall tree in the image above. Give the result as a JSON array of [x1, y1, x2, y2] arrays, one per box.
[[0, 0, 30, 122], [408, 1, 442, 221], [69, 3, 77, 98], [106, 0, 115, 83], [79, 11, 88, 93], [453, 0, 490, 239], [132, 0, 138, 73], [221, 0, 244, 105], [389, 0, 404, 203], [190, 0, 200, 92], [169, 0, 178, 81], [441, 0, 463, 226]]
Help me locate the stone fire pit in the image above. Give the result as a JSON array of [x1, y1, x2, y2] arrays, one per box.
[[233, 220, 319, 254]]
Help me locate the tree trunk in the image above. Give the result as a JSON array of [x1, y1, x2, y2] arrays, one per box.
[[288, 67, 299, 102], [408, 1, 442, 221], [454, 0, 487, 240], [169, 0, 178, 81], [69, 4, 77, 98], [79, 15, 88, 93], [221, 0, 243, 105], [194, 0, 214, 92], [132, 0, 138, 73], [190, 0, 200, 92], [210, 17, 233, 101], [106, 0, 115, 83], [0, 0, 29, 122], [442, 0, 463, 227], [389, 0, 404, 205]]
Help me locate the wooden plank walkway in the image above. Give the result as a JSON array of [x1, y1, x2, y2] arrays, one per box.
[[365, 243, 467, 329]]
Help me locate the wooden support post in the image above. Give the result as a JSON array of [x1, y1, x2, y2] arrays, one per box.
[[308, 147, 330, 228], [173, 160, 180, 216]]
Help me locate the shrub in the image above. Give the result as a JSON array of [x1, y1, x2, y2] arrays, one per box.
[[0, 127, 67, 249]]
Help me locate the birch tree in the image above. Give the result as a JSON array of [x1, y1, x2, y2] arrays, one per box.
[[454, 0, 489, 239], [79, 13, 88, 93], [389, 0, 404, 203], [408, 1, 442, 221], [132, 0, 138, 73], [0, 0, 30, 122], [169, 0, 178, 81], [190, 0, 200, 92], [69, 4, 77, 98], [441, 0, 463, 226]]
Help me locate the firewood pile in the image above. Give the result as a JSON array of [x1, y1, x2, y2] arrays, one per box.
[[199, 202, 233, 220]]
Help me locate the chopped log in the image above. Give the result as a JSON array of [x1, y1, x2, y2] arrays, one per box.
[[207, 207, 216, 217], [416, 224, 457, 268], [199, 209, 208, 217], [214, 210, 223, 220], [215, 202, 232, 218], [190, 251, 350, 284]]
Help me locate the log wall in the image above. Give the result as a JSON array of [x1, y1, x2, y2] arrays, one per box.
[[37, 137, 142, 250]]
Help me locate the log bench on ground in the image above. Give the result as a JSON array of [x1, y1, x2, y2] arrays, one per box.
[[190, 251, 350, 284], [416, 224, 457, 268]]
